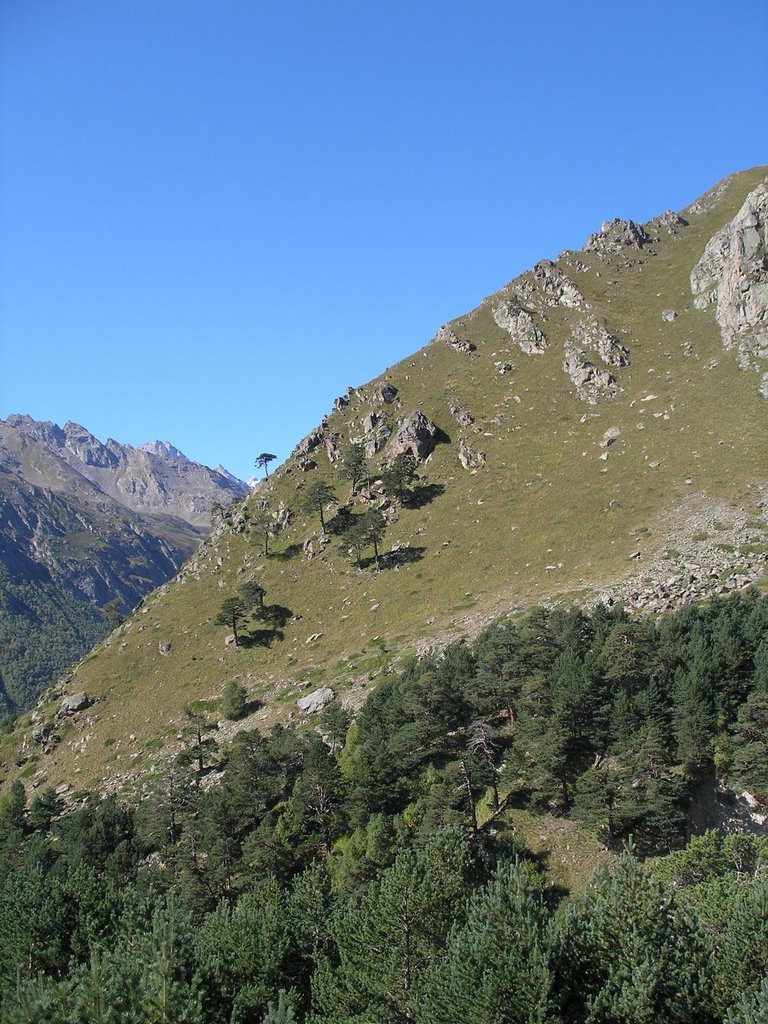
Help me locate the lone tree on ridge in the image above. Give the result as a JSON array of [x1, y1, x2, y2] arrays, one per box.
[[256, 453, 277, 478]]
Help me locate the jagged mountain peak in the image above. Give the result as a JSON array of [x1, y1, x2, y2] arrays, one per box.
[[0, 414, 250, 712], [138, 439, 191, 463]]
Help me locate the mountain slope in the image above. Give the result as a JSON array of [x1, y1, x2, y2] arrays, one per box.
[[0, 417, 248, 711], [5, 166, 767, 795]]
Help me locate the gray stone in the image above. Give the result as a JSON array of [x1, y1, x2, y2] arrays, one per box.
[[585, 218, 649, 253], [158, 641, 171, 656], [569, 316, 630, 367], [601, 427, 621, 447], [355, 412, 392, 458], [457, 438, 486, 470], [297, 686, 335, 714], [662, 309, 677, 322], [58, 692, 93, 717], [449, 403, 475, 428]]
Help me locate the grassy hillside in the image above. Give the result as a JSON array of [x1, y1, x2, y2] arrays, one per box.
[[4, 166, 767, 796]]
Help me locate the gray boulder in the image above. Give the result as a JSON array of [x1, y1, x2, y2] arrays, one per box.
[[376, 383, 399, 404], [297, 686, 335, 714], [356, 412, 392, 458], [58, 692, 93, 717]]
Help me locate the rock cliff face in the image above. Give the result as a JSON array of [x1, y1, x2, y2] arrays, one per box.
[[691, 180, 768, 385], [0, 416, 247, 711]]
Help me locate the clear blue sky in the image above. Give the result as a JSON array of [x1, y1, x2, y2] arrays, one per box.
[[1, 0, 766, 481]]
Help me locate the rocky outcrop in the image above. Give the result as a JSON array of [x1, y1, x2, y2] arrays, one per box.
[[562, 344, 618, 403], [375, 383, 399, 404], [449, 402, 475, 428], [58, 692, 93, 717], [690, 179, 768, 376], [324, 433, 342, 463], [532, 260, 586, 308], [457, 438, 486, 470], [293, 425, 326, 459], [493, 302, 548, 354], [568, 316, 630, 368], [388, 412, 440, 462], [585, 218, 649, 254], [355, 412, 392, 458], [652, 210, 688, 235], [436, 325, 475, 354]]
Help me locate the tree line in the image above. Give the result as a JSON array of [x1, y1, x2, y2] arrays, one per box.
[[1, 588, 768, 1021]]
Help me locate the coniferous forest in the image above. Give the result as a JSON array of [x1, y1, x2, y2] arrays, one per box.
[[1, 589, 768, 1022]]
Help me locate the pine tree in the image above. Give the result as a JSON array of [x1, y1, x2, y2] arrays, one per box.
[[339, 441, 368, 493], [310, 830, 472, 1023], [256, 453, 277, 478], [251, 505, 275, 557], [301, 480, 336, 532], [729, 691, 768, 800], [550, 851, 716, 1024], [262, 990, 298, 1023], [726, 978, 768, 1024], [221, 680, 247, 720], [214, 595, 247, 646], [420, 859, 550, 1024], [196, 880, 291, 1024], [715, 878, 768, 1017]]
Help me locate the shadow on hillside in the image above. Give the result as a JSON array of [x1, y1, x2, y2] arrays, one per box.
[[263, 603, 293, 628], [327, 507, 355, 535], [378, 545, 426, 570], [272, 543, 304, 561], [404, 482, 445, 509], [239, 606, 291, 648], [527, 848, 570, 907], [239, 628, 285, 649]]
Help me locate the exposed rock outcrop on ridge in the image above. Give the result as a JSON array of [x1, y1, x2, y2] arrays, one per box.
[[691, 178, 768, 381]]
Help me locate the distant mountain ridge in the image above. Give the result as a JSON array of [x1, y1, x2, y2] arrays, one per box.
[[0, 415, 248, 711]]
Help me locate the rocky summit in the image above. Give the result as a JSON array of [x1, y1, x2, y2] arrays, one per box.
[[3, 166, 768, 798], [0, 416, 248, 711]]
